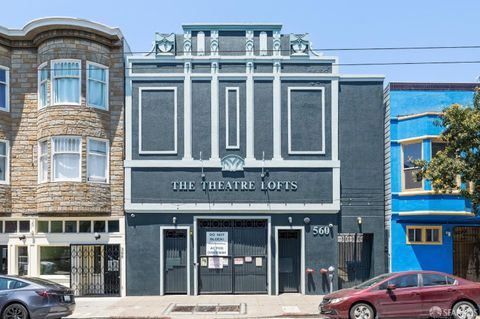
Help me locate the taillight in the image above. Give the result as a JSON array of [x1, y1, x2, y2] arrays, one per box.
[[35, 290, 49, 298]]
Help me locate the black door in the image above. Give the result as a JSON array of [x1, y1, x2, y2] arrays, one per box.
[[164, 229, 188, 294], [70, 244, 121, 296], [278, 230, 301, 293]]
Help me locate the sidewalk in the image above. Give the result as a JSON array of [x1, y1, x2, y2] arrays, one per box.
[[70, 294, 323, 319]]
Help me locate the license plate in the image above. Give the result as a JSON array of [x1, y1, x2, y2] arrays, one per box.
[[64, 295, 71, 303]]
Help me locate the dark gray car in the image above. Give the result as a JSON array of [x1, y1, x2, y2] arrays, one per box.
[[0, 276, 75, 319]]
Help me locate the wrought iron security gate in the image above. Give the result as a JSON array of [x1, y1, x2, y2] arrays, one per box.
[[198, 219, 268, 294], [453, 227, 480, 282], [338, 233, 373, 289], [70, 244, 120, 296], [164, 229, 188, 294]]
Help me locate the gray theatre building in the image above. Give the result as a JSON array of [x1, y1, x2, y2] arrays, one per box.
[[125, 23, 386, 295]]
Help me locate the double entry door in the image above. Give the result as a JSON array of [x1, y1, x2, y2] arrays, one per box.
[[198, 219, 268, 294]]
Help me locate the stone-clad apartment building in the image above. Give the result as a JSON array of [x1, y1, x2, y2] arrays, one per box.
[[0, 18, 126, 296]]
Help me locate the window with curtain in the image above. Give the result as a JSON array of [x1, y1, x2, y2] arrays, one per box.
[[38, 64, 48, 108], [0, 67, 8, 111], [87, 62, 108, 109], [52, 137, 81, 181], [38, 140, 48, 183], [52, 60, 80, 105], [87, 138, 108, 182], [0, 141, 8, 183]]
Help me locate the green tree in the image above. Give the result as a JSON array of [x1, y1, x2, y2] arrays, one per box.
[[413, 90, 480, 214]]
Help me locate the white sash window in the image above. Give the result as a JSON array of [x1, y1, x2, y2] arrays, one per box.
[[0, 67, 9, 111], [0, 141, 8, 183], [38, 63, 49, 108], [38, 140, 48, 183], [51, 60, 81, 105], [87, 62, 108, 110], [52, 137, 81, 182], [87, 138, 109, 183]]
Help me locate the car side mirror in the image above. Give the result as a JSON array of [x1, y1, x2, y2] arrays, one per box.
[[387, 284, 396, 291]]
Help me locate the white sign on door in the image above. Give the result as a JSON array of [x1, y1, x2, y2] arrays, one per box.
[[206, 232, 228, 256]]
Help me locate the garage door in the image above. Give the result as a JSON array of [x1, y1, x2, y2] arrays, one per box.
[[198, 219, 268, 294]]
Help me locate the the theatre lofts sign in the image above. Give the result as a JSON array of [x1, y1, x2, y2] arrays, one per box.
[[171, 180, 298, 192]]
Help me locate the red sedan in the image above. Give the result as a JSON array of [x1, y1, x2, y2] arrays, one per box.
[[319, 271, 480, 319]]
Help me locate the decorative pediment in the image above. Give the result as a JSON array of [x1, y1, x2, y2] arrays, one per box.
[[290, 33, 310, 55], [155, 33, 175, 55], [221, 154, 245, 172]]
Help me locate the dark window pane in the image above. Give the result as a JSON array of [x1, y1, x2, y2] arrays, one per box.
[[94, 246, 102, 274], [0, 246, 7, 274], [37, 221, 48, 233], [40, 246, 70, 275], [19, 221, 30, 233], [423, 274, 447, 287], [389, 274, 418, 289], [426, 228, 440, 243], [65, 221, 77, 233], [4, 221, 16, 233], [108, 220, 119, 233], [432, 142, 446, 157], [79, 221, 91, 233], [403, 143, 422, 168], [0, 278, 28, 291], [0, 222, 3, 233], [50, 221, 62, 233], [17, 246, 28, 276], [94, 221, 106, 233], [408, 228, 422, 243]]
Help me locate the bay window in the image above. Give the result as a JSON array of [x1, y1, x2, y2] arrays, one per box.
[[87, 62, 108, 110], [38, 140, 48, 183], [0, 140, 8, 184], [52, 137, 81, 182], [38, 63, 49, 108], [51, 60, 81, 105], [402, 142, 422, 191], [0, 66, 8, 111], [87, 138, 108, 183]]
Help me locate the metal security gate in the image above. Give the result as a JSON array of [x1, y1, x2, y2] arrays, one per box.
[[278, 230, 301, 293], [164, 229, 188, 294], [338, 233, 373, 289], [198, 219, 268, 294], [454, 227, 480, 282], [70, 244, 120, 296]]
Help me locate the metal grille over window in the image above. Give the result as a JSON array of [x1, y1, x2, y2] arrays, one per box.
[[52, 61, 80, 105]]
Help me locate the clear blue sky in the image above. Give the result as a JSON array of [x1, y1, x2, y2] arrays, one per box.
[[3, 0, 480, 83]]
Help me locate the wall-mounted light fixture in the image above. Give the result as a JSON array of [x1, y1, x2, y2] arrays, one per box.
[[172, 217, 177, 224], [357, 217, 362, 225], [131, 213, 135, 218], [94, 233, 101, 240], [303, 217, 311, 225], [18, 234, 26, 241], [288, 216, 293, 224]]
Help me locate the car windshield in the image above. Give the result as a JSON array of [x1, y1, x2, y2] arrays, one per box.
[[353, 273, 393, 289]]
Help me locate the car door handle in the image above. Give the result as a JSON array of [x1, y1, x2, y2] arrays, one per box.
[[410, 292, 420, 296], [447, 288, 457, 293]]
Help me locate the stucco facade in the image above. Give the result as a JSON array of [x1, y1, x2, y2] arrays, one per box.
[[125, 23, 386, 295]]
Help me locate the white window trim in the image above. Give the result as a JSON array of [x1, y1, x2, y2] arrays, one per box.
[[50, 59, 82, 106], [37, 138, 49, 184], [0, 66, 10, 112], [225, 87, 240, 150], [0, 140, 10, 185], [51, 136, 82, 182], [87, 137, 110, 184], [37, 62, 48, 109], [138, 87, 178, 154], [287, 87, 326, 155], [86, 61, 109, 110]]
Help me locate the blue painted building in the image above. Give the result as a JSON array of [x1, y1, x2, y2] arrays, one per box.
[[386, 82, 479, 280]]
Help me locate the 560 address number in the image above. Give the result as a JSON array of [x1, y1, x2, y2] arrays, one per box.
[[312, 226, 331, 236]]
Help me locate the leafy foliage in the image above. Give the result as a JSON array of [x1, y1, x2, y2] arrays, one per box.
[[412, 90, 480, 214]]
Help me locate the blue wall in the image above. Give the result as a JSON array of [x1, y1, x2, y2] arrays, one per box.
[[389, 86, 475, 273]]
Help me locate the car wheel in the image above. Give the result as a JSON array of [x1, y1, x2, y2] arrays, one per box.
[[350, 303, 374, 319], [452, 301, 477, 319], [2, 303, 29, 319]]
